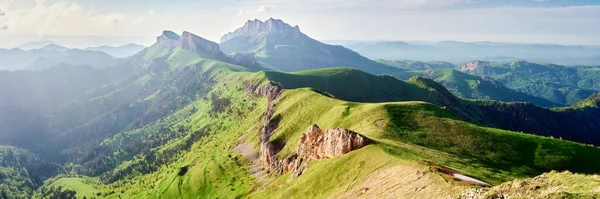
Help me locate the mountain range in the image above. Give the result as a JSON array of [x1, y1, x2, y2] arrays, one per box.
[[1, 18, 600, 199], [336, 40, 600, 66], [0, 43, 145, 71], [459, 60, 600, 105]]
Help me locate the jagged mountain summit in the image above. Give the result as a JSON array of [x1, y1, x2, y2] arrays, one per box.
[[220, 18, 406, 76], [221, 18, 303, 44]]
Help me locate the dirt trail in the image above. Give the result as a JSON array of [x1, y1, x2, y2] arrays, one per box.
[[234, 135, 269, 185]]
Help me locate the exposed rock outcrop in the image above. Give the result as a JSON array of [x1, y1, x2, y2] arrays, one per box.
[[255, 82, 284, 172], [156, 30, 180, 49], [179, 32, 220, 54], [289, 124, 370, 178], [459, 60, 488, 72]]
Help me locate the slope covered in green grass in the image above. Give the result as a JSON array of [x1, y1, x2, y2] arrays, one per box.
[[30, 55, 600, 199], [462, 60, 600, 105], [421, 68, 560, 107], [260, 67, 600, 146]]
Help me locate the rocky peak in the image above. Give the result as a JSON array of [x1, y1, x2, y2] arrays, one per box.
[[178, 31, 222, 54], [156, 30, 180, 49], [459, 60, 489, 72], [220, 18, 303, 43]]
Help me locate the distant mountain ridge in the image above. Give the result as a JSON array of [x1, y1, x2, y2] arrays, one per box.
[[0, 47, 117, 71], [341, 41, 600, 66], [0, 42, 145, 71], [85, 43, 145, 58], [460, 60, 600, 105]]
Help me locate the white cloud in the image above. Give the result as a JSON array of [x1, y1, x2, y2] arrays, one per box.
[[0, 0, 157, 37], [238, 5, 270, 16]]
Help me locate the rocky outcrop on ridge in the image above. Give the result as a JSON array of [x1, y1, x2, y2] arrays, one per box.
[[288, 124, 370, 178], [178, 31, 229, 60], [459, 60, 489, 72], [250, 82, 370, 179], [156, 30, 180, 49]]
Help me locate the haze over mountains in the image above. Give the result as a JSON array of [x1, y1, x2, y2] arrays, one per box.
[[332, 40, 600, 66], [0, 43, 146, 71], [1, 18, 600, 199]]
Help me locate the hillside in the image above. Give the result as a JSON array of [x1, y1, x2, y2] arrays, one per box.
[[220, 18, 406, 77], [0, 146, 59, 199], [257, 67, 600, 146], [2, 29, 600, 199], [420, 68, 560, 107], [28, 57, 600, 199], [460, 60, 600, 105]]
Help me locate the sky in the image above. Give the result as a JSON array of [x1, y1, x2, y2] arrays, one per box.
[[0, 0, 599, 48]]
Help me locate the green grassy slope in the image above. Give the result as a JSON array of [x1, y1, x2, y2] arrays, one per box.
[[422, 68, 560, 107], [31, 58, 600, 199], [261, 67, 600, 146], [463, 61, 600, 105]]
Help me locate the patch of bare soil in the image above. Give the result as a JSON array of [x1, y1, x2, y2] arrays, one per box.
[[234, 135, 271, 185], [338, 163, 465, 199]]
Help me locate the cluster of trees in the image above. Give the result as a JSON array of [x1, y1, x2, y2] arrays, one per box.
[[0, 146, 59, 198]]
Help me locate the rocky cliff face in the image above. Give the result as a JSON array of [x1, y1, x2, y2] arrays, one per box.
[[459, 60, 489, 72], [178, 32, 221, 54], [156, 30, 180, 49], [289, 124, 370, 177]]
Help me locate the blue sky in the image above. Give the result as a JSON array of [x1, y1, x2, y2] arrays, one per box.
[[0, 0, 599, 47]]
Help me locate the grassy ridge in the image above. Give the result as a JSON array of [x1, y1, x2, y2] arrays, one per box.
[[32, 49, 600, 199]]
